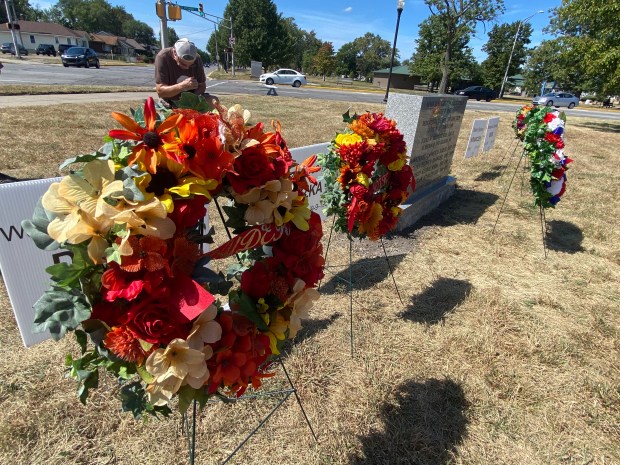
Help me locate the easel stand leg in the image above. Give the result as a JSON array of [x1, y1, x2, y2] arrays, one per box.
[[498, 143, 520, 180], [539, 205, 548, 259], [278, 358, 318, 441], [493, 151, 525, 234], [183, 358, 318, 464], [318, 216, 336, 291], [380, 237, 404, 304], [349, 238, 353, 356]]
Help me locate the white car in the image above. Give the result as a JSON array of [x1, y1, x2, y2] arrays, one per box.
[[259, 69, 307, 87], [532, 92, 580, 109]]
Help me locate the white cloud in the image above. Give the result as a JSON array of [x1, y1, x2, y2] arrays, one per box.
[[344, 7, 353, 13]]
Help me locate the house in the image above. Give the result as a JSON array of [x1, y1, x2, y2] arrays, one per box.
[[89, 32, 149, 59], [0, 21, 87, 52], [373, 65, 421, 90]]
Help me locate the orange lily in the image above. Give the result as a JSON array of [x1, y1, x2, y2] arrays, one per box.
[[109, 97, 183, 174]]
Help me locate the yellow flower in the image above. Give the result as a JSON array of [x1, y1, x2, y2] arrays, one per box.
[[266, 312, 288, 355], [287, 195, 311, 231], [356, 172, 370, 187], [145, 338, 208, 403], [335, 132, 363, 147], [42, 159, 124, 263], [387, 152, 407, 171], [187, 305, 222, 350], [286, 279, 320, 338]]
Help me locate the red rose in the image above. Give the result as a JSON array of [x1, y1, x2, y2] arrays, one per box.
[[227, 149, 289, 194], [168, 197, 207, 230], [123, 297, 191, 345], [240, 261, 274, 299]]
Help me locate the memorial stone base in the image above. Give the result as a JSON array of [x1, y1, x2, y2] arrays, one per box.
[[396, 176, 456, 231]]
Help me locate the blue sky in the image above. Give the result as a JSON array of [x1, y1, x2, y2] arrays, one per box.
[[37, 0, 562, 62]]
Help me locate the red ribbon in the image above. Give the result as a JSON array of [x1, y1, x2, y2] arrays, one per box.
[[206, 223, 291, 260]]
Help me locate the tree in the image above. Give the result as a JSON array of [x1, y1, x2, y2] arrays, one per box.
[[313, 42, 336, 81], [424, 0, 504, 93], [480, 21, 532, 94], [547, 0, 620, 95], [409, 15, 478, 91], [523, 38, 591, 97], [0, 0, 37, 23], [167, 27, 179, 46], [334, 33, 394, 81], [122, 19, 156, 46], [218, 0, 293, 70]]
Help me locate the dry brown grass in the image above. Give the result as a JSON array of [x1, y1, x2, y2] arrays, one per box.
[[0, 96, 619, 465]]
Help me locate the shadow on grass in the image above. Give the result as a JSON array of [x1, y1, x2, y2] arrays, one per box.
[[545, 220, 585, 254], [282, 313, 342, 354], [573, 121, 620, 133], [401, 188, 499, 231], [400, 277, 472, 324], [350, 378, 469, 465], [318, 254, 406, 295], [474, 170, 503, 182]]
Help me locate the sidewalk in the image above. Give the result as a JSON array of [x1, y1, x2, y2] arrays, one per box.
[[0, 91, 158, 108]]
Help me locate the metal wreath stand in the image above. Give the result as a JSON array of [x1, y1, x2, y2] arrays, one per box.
[[318, 215, 404, 356], [492, 142, 548, 258], [180, 199, 318, 465]]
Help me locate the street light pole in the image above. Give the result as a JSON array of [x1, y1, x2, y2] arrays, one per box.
[[498, 10, 544, 99], [383, 0, 405, 104]]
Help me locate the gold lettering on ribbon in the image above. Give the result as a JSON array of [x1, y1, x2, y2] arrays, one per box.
[[370, 173, 390, 194], [207, 223, 291, 260]]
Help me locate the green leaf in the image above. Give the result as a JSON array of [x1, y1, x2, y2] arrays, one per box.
[[230, 291, 269, 331], [59, 152, 104, 170], [76, 368, 99, 404], [32, 286, 92, 340], [136, 364, 154, 384], [75, 329, 88, 354], [21, 199, 59, 251], [176, 92, 214, 112]]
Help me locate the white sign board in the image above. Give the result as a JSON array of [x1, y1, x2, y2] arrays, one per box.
[[0, 178, 59, 346], [464, 119, 488, 158], [290, 142, 329, 220], [483, 117, 500, 152]]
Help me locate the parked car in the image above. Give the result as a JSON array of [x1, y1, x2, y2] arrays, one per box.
[[61, 47, 100, 68], [57, 44, 73, 55], [1, 42, 11, 54], [532, 92, 579, 109], [453, 86, 496, 101], [259, 68, 307, 87], [9, 43, 28, 56], [35, 44, 57, 56]]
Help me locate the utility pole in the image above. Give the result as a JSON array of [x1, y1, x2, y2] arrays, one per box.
[[3, 0, 21, 58], [156, 0, 169, 49], [229, 17, 235, 77]]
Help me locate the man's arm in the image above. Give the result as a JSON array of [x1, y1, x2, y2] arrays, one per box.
[[156, 79, 199, 99]]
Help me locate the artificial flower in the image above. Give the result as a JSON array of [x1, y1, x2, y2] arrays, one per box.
[[110, 97, 183, 174]]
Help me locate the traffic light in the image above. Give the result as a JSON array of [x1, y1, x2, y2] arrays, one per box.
[[156, 2, 165, 19], [199, 3, 203, 13], [168, 4, 182, 20]]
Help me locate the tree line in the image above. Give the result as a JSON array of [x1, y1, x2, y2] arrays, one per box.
[[6, 0, 619, 96]]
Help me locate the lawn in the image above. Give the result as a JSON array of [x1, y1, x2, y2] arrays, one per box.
[[0, 95, 618, 465]]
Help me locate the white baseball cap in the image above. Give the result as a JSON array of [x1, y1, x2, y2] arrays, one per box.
[[174, 39, 197, 61]]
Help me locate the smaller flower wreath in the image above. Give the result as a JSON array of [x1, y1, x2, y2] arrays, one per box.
[[317, 111, 415, 240], [520, 106, 573, 208]]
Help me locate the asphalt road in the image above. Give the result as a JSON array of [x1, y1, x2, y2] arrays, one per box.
[[1, 60, 619, 121]]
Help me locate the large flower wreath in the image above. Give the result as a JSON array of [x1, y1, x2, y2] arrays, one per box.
[[317, 111, 415, 240], [516, 105, 573, 208], [23, 96, 324, 417]]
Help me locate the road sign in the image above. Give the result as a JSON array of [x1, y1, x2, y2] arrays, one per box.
[[229, 36, 235, 46]]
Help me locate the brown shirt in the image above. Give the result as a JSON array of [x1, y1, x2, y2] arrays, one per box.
[[154, 47, 206, 102]]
